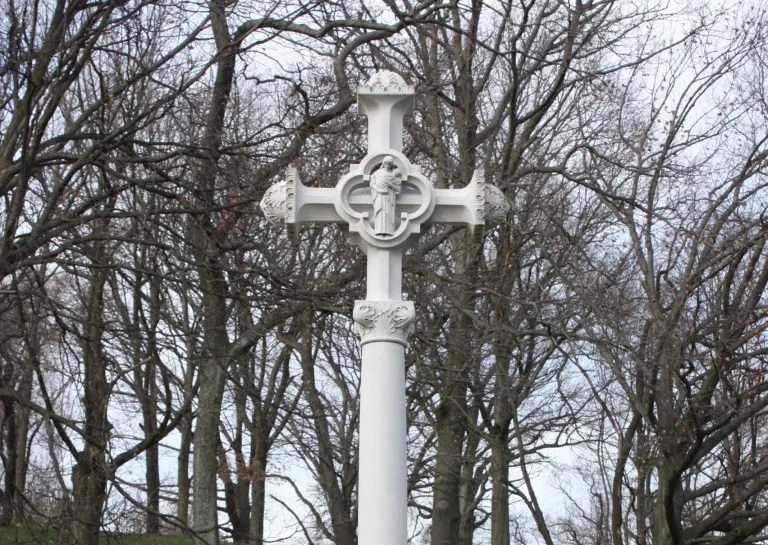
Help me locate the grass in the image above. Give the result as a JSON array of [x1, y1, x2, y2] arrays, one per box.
[[0, 526, 59, 545], [0, 526, 195, 545]]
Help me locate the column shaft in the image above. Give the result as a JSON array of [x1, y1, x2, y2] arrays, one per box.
[[358, 340, 407, 545]]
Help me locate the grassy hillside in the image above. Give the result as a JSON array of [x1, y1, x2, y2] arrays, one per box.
[[0, 527, 195, 545]]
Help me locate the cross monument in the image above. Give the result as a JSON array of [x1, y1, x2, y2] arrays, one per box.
[[260, 71, 509, 545]]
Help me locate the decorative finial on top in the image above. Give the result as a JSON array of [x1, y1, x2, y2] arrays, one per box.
[[358, 71, 414, 95], [357, 71, 414, 153]]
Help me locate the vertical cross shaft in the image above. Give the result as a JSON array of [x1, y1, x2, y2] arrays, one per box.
[[259, 70, 509, 545], [357, 74, 413, 153], [355, 73, 413, 545]]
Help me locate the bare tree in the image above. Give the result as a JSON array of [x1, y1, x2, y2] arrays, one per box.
[[558, 6, 768, 545], [4, 2, 768, 545], [0, 268, 46, 526]]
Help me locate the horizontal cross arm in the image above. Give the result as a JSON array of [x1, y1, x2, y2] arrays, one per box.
[[260, 168, 344, 240]]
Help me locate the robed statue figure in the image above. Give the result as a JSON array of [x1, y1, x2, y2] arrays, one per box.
[[370, 156, 402, 236]]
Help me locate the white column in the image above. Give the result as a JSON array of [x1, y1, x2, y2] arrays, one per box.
[[354, 244, 412, 545], [357, 340, 407, 545]]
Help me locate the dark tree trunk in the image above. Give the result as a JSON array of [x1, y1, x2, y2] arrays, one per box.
[[0, 400, 17, 527], [248, 445, 268, 545], [490, 435, 509, 545], [297, 323, 357, 545], [11, 360, 32, 526], [177, 411, 193, 528], [431, 233, 477, 545], [144, 277, 161, 534], [177, 312, 197, 530], [189, 2, 237, 542], [72, 449, 110, 545], [71, 236, 112, 545], [145, 422, 160, 533]]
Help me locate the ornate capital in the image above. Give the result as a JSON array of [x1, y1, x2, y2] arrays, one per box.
[[353, 301, 415, 347]]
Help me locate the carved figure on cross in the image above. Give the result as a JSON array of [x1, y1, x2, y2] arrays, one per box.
[[370, 156, 402, 236]]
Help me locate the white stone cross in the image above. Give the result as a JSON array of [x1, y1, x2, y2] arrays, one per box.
[[260, 71, 509, 545]]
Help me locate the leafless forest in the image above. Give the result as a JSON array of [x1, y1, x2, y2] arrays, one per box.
[[2, 1, 768, 545]]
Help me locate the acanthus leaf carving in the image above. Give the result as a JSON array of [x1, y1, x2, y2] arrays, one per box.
[[358, 71, 414, 95], [353, 301, 415, 347]]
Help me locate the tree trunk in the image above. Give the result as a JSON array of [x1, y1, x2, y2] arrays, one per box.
[[145, 423, 160, 533], [72, 237, 112, 545], [458, 420, 480, 545], [192, 332, 226, 545], [190, 1, 238, 542], [297, 322, 356, 545], [432, 395, 465, 545], [177, 411, 193, 528], [229, 481, 251, 544], [248, 443, 268, 545], [220, 428, 252, 544], [0, 399, 17, 527], [144, 277, 161, 534], [11, 362, 32, 526], [189, 197, 231, 545], [1, 306, 34, 526], [490, 436, 509, 545], [431, 231, 477, 545], [490, 304, 512, 545], [177, 304, 197, 529], [653, 463, 684, 545], [72, 450, 110, 545]]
